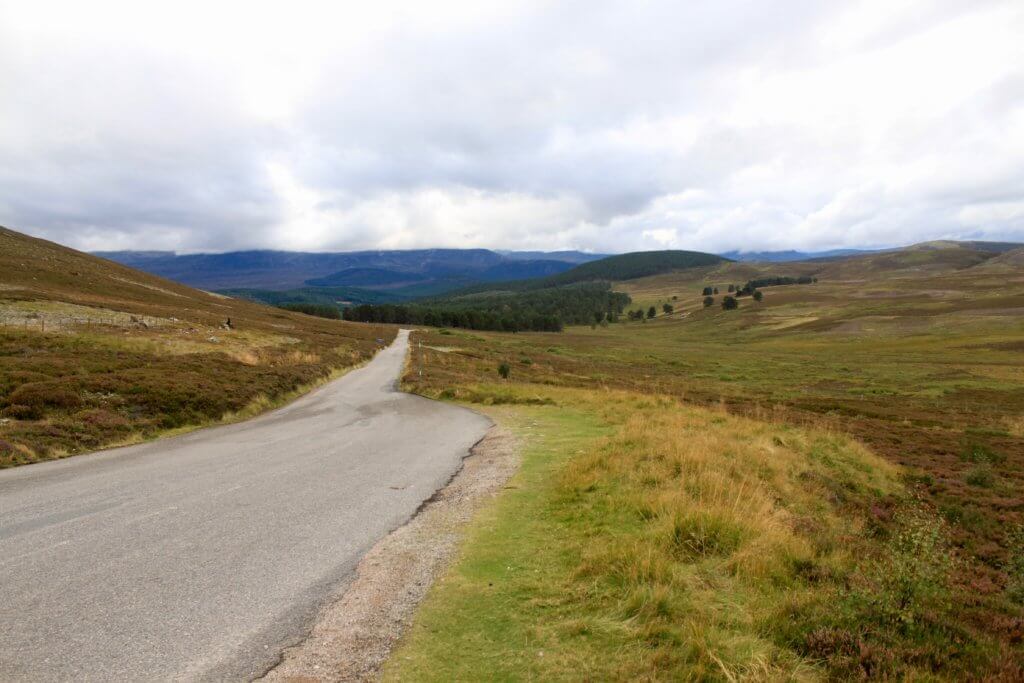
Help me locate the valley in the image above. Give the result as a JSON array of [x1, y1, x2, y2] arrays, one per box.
[[2, 227, 1023, 679]]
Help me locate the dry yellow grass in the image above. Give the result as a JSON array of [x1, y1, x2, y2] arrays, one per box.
[[387, 386, 979, 681]]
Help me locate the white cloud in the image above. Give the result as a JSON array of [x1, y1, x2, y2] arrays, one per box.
[[0, 0, 1022, 253]]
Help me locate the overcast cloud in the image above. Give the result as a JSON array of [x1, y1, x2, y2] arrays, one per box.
[[1, 0, 1022, 254]]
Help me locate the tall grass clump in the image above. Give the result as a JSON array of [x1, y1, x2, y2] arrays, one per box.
[[391, 388, 1007, 681]]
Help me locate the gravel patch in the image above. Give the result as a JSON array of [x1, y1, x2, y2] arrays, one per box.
[[259, 423, 519, 682]]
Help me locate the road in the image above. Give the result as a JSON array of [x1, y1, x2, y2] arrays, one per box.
[[0, 329, 491, 681]]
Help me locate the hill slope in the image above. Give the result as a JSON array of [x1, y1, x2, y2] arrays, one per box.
[[0, 226, 393, 466], [813, 240, 1020, 279]]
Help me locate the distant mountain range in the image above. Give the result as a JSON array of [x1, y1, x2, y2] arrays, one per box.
[[95, 242, 1022, 308], [720, 248, 876, 262], [94, 248, 610, 292], [720, 241, 1022, 262]]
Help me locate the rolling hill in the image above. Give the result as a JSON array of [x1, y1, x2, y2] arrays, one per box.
[[811, 240, 1021, 279], [398, 235, 1024, 680], [0, 226, 393, 466]]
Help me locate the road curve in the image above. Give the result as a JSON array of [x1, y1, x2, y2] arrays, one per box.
[[0, 330, 491, 681]]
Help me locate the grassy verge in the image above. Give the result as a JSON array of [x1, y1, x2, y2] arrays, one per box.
[[387, 384, 1011, 679]]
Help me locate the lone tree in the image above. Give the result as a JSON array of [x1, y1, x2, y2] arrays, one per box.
[[498, 362, 510, 379], [753, 290, 764, 302], [702, 286, 713, 296], [721, 295, 738, 310], [647, 306, 657, 319], [662, 303, 674, 314], [703, 295, 714, 308]]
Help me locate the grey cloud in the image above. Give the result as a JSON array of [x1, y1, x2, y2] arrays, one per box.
[[0, 0, 1021, 253]]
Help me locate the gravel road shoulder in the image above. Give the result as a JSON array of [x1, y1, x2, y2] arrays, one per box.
[[260, 422, 519, 682]]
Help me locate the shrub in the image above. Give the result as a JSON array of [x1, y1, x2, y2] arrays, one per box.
[[859, 507, 954, 627], [76, 408, 129, 429], [966, 465, 995, 488], [703, 296, 714, 308], [727, 284, 735, 292], [2, 404, 40, 420], [701, 286, 713, 296], [8, 382, 82, 411], [497, 363, 510, 379], [962, 443, 1005, 465], [721, 296, 738, 310], [662, 303, 673, 314], [753, 290, 763, 302], [646, 306, 657, 319]]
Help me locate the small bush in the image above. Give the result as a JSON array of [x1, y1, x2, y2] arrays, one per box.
[[961, 443, 1005, 465], [721, 296, 738, 310], [753, 290, 763, 302], [8, 382, 82, 410], [497, 363, 511, 379], [702, 296, 714, 308], [966, 464, 996, 488], [76, 408, 129, 429], [2, 404, 40, 420], [859, 506, 954, 627]]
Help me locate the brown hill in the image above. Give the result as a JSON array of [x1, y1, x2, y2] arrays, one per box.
[[0, 226, 394, 466]]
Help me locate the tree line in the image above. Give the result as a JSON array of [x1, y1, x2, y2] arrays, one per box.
[[277, 303, 342, 319], [742, 275, 816, 290], [341, 282, 631, 332]]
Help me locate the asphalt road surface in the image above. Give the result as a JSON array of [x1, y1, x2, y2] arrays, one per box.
[[0, 329, 491, 681]]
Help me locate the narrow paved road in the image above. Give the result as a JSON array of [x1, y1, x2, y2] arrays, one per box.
[[0, 330, 491, 681]]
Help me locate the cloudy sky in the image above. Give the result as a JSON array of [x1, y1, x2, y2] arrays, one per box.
[[1, 0, 1022, 254]]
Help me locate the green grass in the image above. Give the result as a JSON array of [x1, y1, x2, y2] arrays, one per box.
[[388, 386, 1006, 679], [386, 399, 611, 681]]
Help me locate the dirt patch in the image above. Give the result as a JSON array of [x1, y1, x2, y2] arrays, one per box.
[[260, 423, 519, 682]]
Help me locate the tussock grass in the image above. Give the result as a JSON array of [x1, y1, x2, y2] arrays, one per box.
[[388, 386, 1000, 679]]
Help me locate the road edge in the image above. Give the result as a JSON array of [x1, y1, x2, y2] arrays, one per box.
[[258, 420, 520, 682]]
